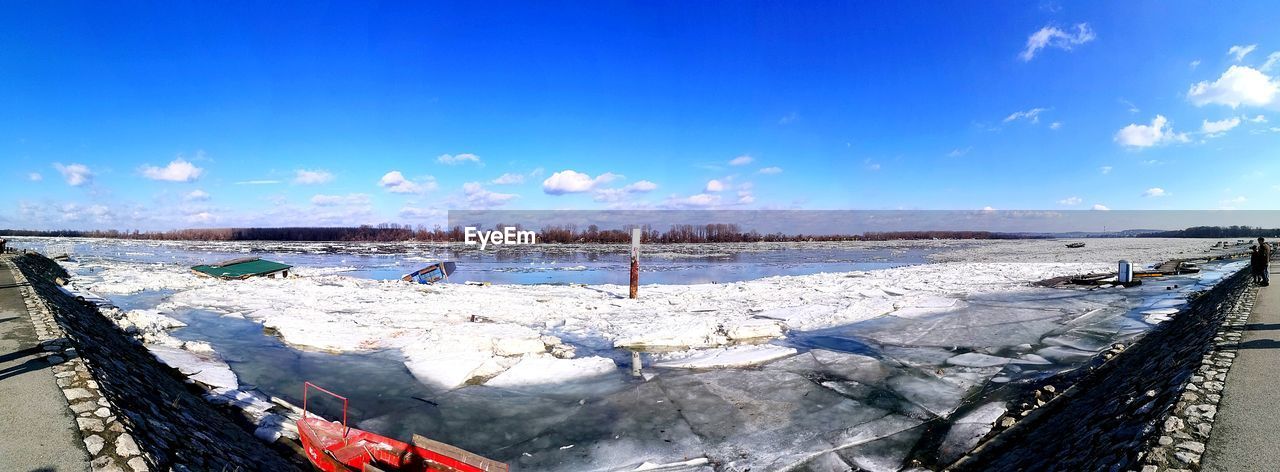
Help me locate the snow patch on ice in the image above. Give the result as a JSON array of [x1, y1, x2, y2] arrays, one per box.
[[655, 345, 799, 369], [147, 345, 238, 390], [485, 355, 618, 388]]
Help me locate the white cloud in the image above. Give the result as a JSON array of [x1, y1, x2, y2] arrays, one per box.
[[625, 180, 658, 192], [1220, 195, 1248, 209], [1119, 98, 1140, 113], [1248, 114, 1268, 123], [1049, 121, 1063, 130], [705, 179, 725, 192], [461, 182, 516, 208], [1142, 187, 1168, 197], [729, 155, 754, 166], [184, 189, 210, 201], [311, 193, 371, 206], [1092, 204, 1110, 211], [53, 163, 92, 186], [1058, 196, 1082, 205], [399, 206, 444, 219], [981, 206, 996, 212], [27, 172, 42, 181], [378, 171, 436, 194], [947, 147, 971, 157], [1100, 166, 1113, 174], [1020, 23, 1095, 61], [1114, 115, 1189, 148], [1004, 107, 1048, 124], [1190, 60, 1201, 70], [1228, 44, 1257, 62], [1201, 117, 1241, 137], [1187, 65, 1279, 108], [1263, 52, 1280, 72], [778, 113, 798, 125], [235, 180, 280, 185], [592, 180, 659, 203], [541, 170, 622, 195], [757, 166, 783, 175], [665, 193, 721, 209], [141, 158, 204, 182], [185, 211, 215, 224], [736, 190, 755, 204], [294, 169, 334, 184], [436, 153, 481, 165], [491, 173, 525, 185]]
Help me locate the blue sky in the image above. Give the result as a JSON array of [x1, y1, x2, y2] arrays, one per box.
[[2, 1, 1279, 230]]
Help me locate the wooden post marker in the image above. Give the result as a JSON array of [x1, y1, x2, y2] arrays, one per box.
[[630, 228, 641, 299]]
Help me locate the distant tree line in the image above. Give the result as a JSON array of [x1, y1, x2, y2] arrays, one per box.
[[1140, 225, 1280, 239], [1, 224, 1007, 243]]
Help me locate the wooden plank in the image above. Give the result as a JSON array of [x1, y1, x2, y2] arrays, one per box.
[[411, 434, 508, 472]]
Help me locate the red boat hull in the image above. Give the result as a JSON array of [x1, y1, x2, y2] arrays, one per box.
[[299, 417, 508, 472]]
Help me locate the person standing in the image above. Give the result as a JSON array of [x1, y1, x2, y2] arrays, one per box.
[[1259, 237, 1272, 287], [1251, 246, 1263, 284]]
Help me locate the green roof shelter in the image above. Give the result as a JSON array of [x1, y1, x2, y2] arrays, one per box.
[[191, 257, 292, 280]]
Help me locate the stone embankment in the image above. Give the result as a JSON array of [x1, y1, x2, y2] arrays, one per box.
[[949, 267, 1250, 471], [6, 252, 301, 471]]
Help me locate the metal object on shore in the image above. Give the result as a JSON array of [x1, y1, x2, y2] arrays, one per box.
[[629, 228, 640, 299], [1118, 260, 1133, 284], [631, 351, 643, 377]]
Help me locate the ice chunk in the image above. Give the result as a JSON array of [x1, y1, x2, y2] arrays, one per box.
[[655, 345, 798, 369], [835, 423, 925, 472], [937, 402, 1007, 463], [945, 353, 1015, 368], [147, 345, 238, 390], [633, 457, 711, 471], [492, 335, 549, 357], [486, 355, 618, 388], [887, 374, 968, 418], [404, 351, 497, 389], [1041, 332, 1109, 352], [1035, 346, 1097, 364], [726, 319, 784, 340]]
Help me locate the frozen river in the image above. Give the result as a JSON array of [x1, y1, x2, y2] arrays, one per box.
[[3, 237, 937, 285], [2, 236, 1250, 470]]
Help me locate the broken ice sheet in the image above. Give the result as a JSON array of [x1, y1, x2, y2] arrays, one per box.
[[937, 401, 1008, 464], [654, 345, 798, 369]]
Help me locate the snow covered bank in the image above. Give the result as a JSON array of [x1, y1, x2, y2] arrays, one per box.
[[134, 262, 1100, 387]]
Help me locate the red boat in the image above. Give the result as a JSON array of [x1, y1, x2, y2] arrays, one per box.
[[298, 382, 509, 472]]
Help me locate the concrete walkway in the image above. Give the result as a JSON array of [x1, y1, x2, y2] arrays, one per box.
[[1203, 262, 1280, 471], [0, 259, 90, 471]]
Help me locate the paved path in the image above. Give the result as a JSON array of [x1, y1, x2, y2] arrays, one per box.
[[1203, 262, 1280, 471], [0, 259, 90, 471]]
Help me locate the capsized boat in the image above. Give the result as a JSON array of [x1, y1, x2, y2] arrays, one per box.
[[402, 262, 457, 284], [298, 382, 507, 472]]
